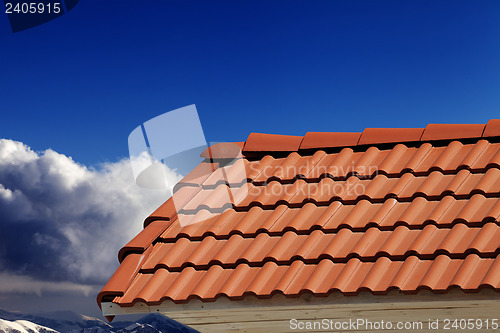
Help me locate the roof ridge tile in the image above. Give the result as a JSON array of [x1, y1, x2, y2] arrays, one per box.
[[243, 133, 303, 152], [483, 119, 500, 137], [358, 128, 424, 146], [300, 132, 361, 150], [239, 120, 499, 154]]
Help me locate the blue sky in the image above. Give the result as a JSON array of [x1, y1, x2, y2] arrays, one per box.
[[1, 0, 499, 166]]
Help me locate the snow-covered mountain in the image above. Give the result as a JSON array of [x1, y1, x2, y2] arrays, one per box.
[[0, 309, 111, 332], [0, 318, 57, 333], [0, 309, 198, 333], [115, 314, 198, 333]]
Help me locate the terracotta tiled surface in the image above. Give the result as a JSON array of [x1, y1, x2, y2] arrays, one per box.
[[109, 254, 500, 305], [180, 140, 500, 188], [141, 224, 500, 271], [98, 121, 500, 309]]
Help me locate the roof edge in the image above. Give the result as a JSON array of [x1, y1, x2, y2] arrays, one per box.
[[239, 121, 499, 153], [101, 287, 500, 317]]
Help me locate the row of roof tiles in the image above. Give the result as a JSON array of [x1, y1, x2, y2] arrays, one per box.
[[151, 139, 500, 225], [240, 120, 500, 153], [196, 140, 500, 188], [177, 168, 500, 213], [124, 194, 500, 259], [112, 254, 500, 306], [142, 223, 500, 271]]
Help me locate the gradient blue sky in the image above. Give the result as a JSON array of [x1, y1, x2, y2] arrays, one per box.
[[1, 1, 499, 165]]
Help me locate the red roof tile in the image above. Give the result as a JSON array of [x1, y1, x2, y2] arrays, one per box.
[[358, 128, 424, 145], [243, 133, 303, 152], [421, 123, 485, 141], [118, 220, 171, 262], [98, 120, 500, 311], [200, 142, 244, 159], [300, 132, 361, 149], [483, 119, 500, 138]]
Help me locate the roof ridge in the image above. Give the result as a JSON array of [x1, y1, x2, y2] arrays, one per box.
[[241, 119, 500, 153]]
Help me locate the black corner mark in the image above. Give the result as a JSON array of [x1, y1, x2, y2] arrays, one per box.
[[4, 0, 79, 33], [64, 0, 77, 11]]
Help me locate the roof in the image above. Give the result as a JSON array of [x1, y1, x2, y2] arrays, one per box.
[[98, 120, 500, 313]]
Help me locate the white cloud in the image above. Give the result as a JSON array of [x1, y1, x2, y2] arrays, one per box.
[[0, 139, 183, 291], [0, 273, 95, 297]]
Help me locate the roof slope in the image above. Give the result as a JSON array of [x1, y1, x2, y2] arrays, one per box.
[[98, 120, 500, 309]]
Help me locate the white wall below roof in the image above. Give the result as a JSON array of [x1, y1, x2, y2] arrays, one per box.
[[102, 289, 500, 333]]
